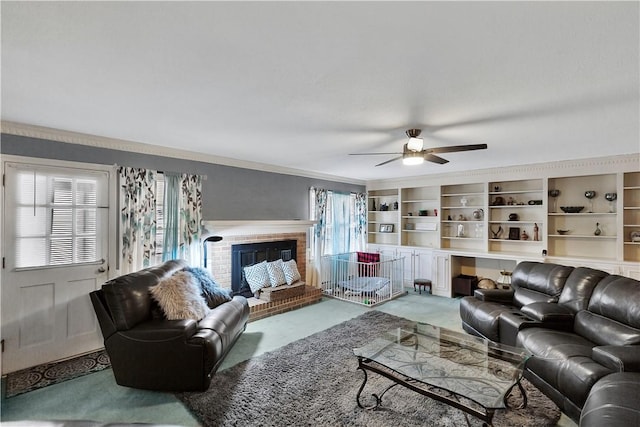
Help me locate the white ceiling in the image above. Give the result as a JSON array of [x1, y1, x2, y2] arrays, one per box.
[[2, 1, 639, 183]]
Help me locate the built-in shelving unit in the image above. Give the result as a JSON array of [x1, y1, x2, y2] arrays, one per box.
[[367, 189, 399, 245], [440, 183, 485, 252], [366, 158, 638, 269], [401, 186, 439, 248], [365, 155, 640, 294], [547, 174, 617, 260], [488, 179, 545, 256], [624, 171, 640, 262]]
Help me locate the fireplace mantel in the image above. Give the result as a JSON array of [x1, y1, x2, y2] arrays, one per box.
[[203, 220, 316, 237]]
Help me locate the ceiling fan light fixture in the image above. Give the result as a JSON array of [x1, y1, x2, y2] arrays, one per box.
[[402, 154, 424, 166], [407, 137, 424, 151]]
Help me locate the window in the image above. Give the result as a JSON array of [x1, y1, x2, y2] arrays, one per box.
[[309, 189, 361, 257], [10, 164, 108, 268]]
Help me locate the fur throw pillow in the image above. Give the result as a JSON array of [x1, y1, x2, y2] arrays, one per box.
[[183, 266, 232, 308], [150, 271, 211, 320]]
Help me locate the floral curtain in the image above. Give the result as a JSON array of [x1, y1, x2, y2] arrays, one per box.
[[354, 192, 367, 250], [119, 167, 159, 274], [309, 187, 328, 287], [162, 172, 203, 264]]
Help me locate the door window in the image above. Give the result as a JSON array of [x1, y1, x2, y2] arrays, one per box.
[[8, 163, 108, 269]]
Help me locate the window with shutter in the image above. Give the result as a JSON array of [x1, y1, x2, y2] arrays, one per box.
[[12, 166, 108, 268]]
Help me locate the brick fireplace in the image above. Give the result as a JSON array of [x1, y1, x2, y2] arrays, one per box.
[[202, 220, 320, 321], [205, 231, 307, 289]]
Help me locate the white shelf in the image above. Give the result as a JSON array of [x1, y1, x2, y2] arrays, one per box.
[[548, 234, 617, 239], [442, 237, 483, 241], [442, 192, 484, 197], [442, 205, 484, 209], [489, 220, 543, 225], [489, 190, 543, 195], [489, 239, 542, 243], [490, 205, 542, 209], [403, 199, 438, 203], [548, 212, 617, 216]]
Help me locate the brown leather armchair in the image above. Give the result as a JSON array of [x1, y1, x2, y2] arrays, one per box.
[[90, 260, 249, 391]]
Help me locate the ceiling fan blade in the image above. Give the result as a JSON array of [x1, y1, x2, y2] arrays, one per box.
[[349, 152, 404, 156], [375, 156, 403, 167], [424, 153, 449, 164], [427, 143, 488, 154]]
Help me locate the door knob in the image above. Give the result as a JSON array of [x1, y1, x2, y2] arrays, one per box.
[[97, 267, 106, 273]]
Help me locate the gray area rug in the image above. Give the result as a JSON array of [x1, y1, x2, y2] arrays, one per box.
[[177, 311, 561, 426]]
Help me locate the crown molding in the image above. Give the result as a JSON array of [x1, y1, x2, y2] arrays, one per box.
[[0, 121, 366, 186], [366, 153, 640, 190]]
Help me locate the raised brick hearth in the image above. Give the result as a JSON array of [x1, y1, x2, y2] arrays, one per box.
[[205, 231, 307, 289], [203, 227, 319, 320], [247, 286, 322, 322]]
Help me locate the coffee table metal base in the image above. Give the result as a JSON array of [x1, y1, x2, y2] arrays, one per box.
[[356, 356, 527, 427]]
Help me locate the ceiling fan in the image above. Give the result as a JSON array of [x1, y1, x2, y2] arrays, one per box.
[[350, 129, 488, 167]]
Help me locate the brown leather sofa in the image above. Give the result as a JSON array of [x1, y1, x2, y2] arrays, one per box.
[[90, 260, 249, 391], [459, 261, 640, 425]]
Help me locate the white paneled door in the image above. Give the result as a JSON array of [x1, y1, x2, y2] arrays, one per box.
[[1, 159, 114, 374]]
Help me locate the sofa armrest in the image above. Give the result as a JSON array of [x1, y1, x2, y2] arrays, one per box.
[[593, 346, 640, 372], [473, 288, 514, 303], [520, 302, 575, 323], [119, 319, 198, 341]]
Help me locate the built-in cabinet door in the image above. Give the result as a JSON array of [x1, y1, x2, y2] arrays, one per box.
[[396, 248, 415, 286], [413, 249, 432, 281], [431, 251, 451, 297]]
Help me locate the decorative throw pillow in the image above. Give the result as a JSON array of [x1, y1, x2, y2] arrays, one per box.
[[282, 259, 301, 285], [244, 261, 270, 293], [149, 271, 211, 321], [266, 259, 287, 287], [183, 266, 232, 309], [357, 252, 380, 277]]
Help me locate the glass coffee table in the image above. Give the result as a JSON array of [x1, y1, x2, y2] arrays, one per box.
[[353, 323, 530, 426]]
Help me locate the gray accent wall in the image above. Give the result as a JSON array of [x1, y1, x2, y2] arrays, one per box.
[[1, 134, 365, 220]]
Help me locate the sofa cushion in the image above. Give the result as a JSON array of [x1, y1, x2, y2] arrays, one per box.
[[587, 275, 640, 329], [518, 328, 613, 408], [102, 271, 158, 330], [574, 311, 640, 347], [149, 271, 211, 321], [511, 262, 574, 307], [520, 302, 575, 323], [459, 296, 513, 342], [557, 267, 608, 313], [580, 372, 640, 427]]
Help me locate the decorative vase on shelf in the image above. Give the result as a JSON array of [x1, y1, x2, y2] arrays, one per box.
[[460, 197, 468, 207], [605, 193, 617, 213], [548, 189, 560, 213], [584, 190, 596, 213]]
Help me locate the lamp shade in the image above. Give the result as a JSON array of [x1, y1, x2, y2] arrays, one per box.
[[407, 137, 424, 151], [402, 155, 424, 165]]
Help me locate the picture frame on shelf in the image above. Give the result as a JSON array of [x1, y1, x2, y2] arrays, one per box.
[[508, 227, 521, 240], [379, 224, 394, 233]]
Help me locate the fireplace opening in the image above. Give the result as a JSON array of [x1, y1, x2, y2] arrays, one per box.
[[231, 239, 297, 297]]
